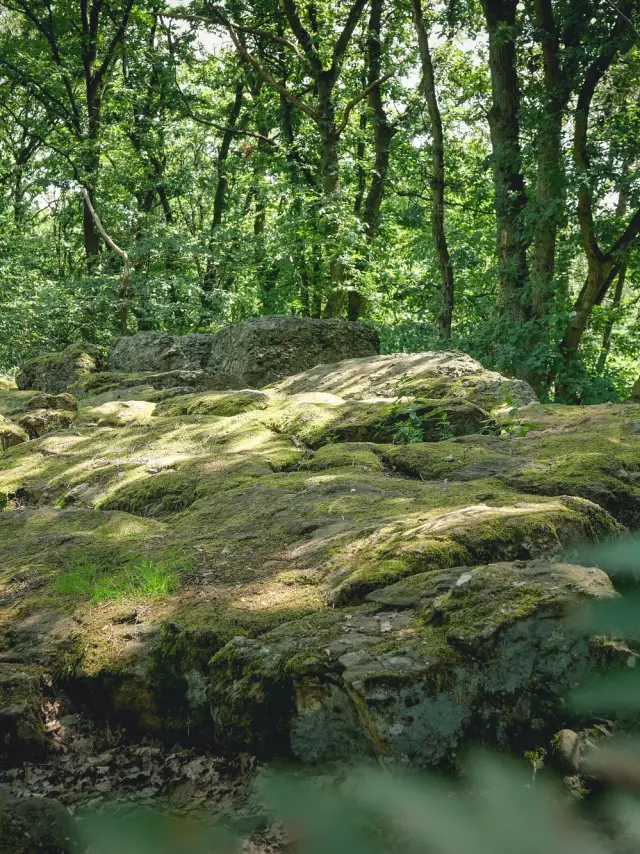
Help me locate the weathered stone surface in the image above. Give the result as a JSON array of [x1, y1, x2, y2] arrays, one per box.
[[270, 350, 537, 411], [0, 349, 638, 772], [17, 342, 102, 394], [15, 409, 77, 439], [108, 331, 214, 373], [208, 561, 624, 766], [71, 369, 242, 399], [108, 318, 380, 388], [0, 414, 28, 450], [0, 795, 81, 853], [24, 393, 78, 412], [631, 377, 640, 401], [551, 728, 582, 775], [207, 316, 380, 387]]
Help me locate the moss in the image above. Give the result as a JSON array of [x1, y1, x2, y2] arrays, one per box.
[[272, 397, 493, 447], [155, 390, 269, 418], [0, 415, 29, 450], [329, 497, 621, 604], [0, 664, 45, 758], [301, 442, 384, 472], [15, 409, 77, 439]]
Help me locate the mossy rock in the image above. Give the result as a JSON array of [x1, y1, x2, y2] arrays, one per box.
[[270, 351, 538, 412], [155, 389, 270, 418], [0, 356, 638, 771], [0, 414, 28, 450], [0, 665, 45, 760], [301, 442, 384, 472], [0, 795, 81, 854], [17, 341, 102, 394], [15, 409, 77, 439], [272, 396, 495, 447], [71, 369, 243, 401], [207, 560, 625, 767]]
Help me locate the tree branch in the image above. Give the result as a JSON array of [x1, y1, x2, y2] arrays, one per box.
[[281, 0, 323, 70], [336, 72, 393, 136], [94, 0, 134, 89], [164, 9, 320, 122], [332, 0, 370, 73], [160, 11, 309, 65]]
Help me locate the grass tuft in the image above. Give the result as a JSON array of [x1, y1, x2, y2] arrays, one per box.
[[52, 555, 181, 602]]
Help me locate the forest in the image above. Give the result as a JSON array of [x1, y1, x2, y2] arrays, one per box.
[[0, 0, 638, 401]]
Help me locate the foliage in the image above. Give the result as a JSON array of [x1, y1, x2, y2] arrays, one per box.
[[0, 0, 638, 398]]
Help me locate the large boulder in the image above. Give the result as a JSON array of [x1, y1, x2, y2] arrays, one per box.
[[0, 415, 28, 450], [108, 317, 380, 388], [630, 377, 640, 400], [208, 561, 627, 766], [17, 342, 102, 394], [108, 331, 214, 374], [206, 316, 380, 387]]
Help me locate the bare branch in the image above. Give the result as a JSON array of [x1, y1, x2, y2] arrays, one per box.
[[82, 187, 130, 290], [602, 0, 640, 40]]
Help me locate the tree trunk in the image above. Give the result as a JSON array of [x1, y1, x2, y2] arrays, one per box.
[[480, 0, 530, 324], [530, 0, 568, 320], [83, 79, 102, 265], [202, 81, 244, 303], [597, 264, 627, 374], [412, 0, 454, 339], [318, 74, 345, 318], [597, 179, 629, 373]]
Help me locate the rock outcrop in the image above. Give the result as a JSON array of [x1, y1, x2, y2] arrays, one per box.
[[108, 316, 380, 387], [17, 342, 102, 394], [0, 342, 638, 771]]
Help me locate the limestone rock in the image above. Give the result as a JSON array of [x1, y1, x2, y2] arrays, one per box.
[[15, 409, 77, 439], [270, 350, 537, 412], [71, 369, 242, 399], [208, 561, 622, 767], [0, 414, 28, 450], [108, 331, 214, 373], [551, 728, 582, 775], [206, 316, 380, 387], [108, 318, 380, 388], [17, 342, 102, 393], [0, 795, 81, 854], [24, 392, 78, 412]]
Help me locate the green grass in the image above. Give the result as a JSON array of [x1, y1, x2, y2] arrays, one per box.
[[51, 555, 181, 602]]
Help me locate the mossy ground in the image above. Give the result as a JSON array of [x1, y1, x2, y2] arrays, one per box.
[[0, 369, 637, 758]]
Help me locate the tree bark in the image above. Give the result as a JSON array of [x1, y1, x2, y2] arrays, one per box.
[[529, 0, 570, 320], [558, 4, 638, 377], [412, 0, 454, 339], [480, 0, 530, 324], [597, 178, 629, 373], [202, 81, 244, 300]]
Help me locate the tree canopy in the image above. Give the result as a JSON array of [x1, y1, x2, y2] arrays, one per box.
[[0, 0, 638, 401]]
